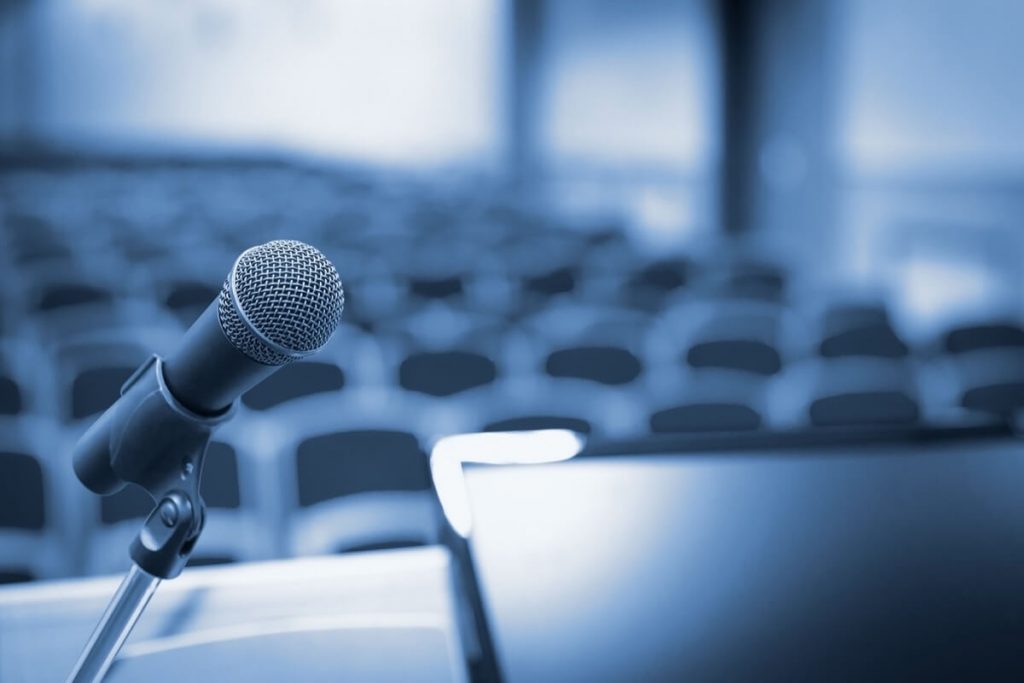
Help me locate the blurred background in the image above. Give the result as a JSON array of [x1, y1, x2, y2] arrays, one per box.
[[1, 0, 1023, 582]]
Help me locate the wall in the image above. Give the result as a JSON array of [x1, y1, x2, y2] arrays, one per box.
[[28, 0, 503, 168]]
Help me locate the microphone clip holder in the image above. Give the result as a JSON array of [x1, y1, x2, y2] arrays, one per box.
[[74, 353, 235, 577], [67, 354, 236, 682]]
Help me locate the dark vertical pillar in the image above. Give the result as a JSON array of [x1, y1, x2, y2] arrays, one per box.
[[717, 0, 759, 234], [715, 0, 837, 250], [507, 0, 544, 187]]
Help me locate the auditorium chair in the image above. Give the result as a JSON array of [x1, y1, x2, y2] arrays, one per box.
[[158, 279, 222, 328], [644, 303, 786, 432], [378, 301, 511, 358], [0, 420, 74, 581], [0, 372, 21, 416], [623, 257, 692, 312], [716, 261, 788, 303], [242, 360, 347, 412], [684, 311, 785, 376], [4, 213, 75, 266], [938, 320, 1024, 417], [399, 238, 479, 309], [560, 234, 636, 308], [27, 275, 124, 339], [0, 337, 54, 417], [454, 375, 644, 440], [648, 368, 768, 433], [114, 228, 175, 263], [806, 357, 921, 427], [818, 303, 910, 359], [523, 265, 578, 300], [256, 390, 442, 558], [522, 300, 653, 349], [293, 429, 437, 554], [57, 340, 150, 424], [53, 328, 179, 422], [399, 349, 498, 398], [956, 349, 1024, 416], [341, 270, 409, 333], [545, 344, 644, 386], [231, 322, 390, 411], [950, 341, 1024, 416], [943, 321, 1024, 354], [386, 319, 581, 442], [505, 230, 588, 315]]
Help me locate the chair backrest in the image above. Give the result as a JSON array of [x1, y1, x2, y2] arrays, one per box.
[[718, 262, 787, 302], [631, 258, 690, 294], [408, 275, 465, 302], [71, 365, 137, 420], [55, 334, 152, 421], [0, 337, 53, 416], [453, 377, 642, 440], [6, 213, 73, 266], [685, 312, 783, 376], [0, 450, 46, 531], [544, 345, 643, 386], [650, 403, 763, 433], [819, 304, 908, 359], [944, 322, 1024, 354], [0, 449, 48, 583], [524, 266, 577, 298], [35, 282, 114, 313], [952, 348, 1024, 416], [162, 280, 219, 326], [808, 358, 920, 427], [484, 415, 593, 435], [242, 361, 346, 411], [295, 430, 430, 508], [20, 271, 130, 338], [625, 258, 690, 311], [99, 485, 152, 525], [399, 350, 497, 397], [810, 392, 920, 427], [0, 374, 22, 415], [201, 441, 242, 510]]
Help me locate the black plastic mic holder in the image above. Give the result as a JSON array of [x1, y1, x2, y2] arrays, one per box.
[[67, 354, 235, 682]]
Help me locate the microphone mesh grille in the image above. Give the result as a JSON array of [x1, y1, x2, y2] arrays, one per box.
[[218, 240, 344, 366]]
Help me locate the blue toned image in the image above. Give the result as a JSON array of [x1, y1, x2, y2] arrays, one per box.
[[1, 1, 1023, 682]]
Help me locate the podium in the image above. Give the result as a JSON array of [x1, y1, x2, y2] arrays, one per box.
[[0, 548, 467, 683]]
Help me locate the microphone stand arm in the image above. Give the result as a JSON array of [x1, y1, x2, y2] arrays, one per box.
[[67, 491, 201, 683], [67, 355, 232, 683]]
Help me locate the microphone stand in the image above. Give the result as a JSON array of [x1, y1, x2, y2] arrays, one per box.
[[67, 564, 159, 683], [66, 356, 230, 682]]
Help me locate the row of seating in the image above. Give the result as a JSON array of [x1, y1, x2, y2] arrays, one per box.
[[0, 402, 440, 580], [2, 158, 1023, 585], [2, 311, 1021, 425]]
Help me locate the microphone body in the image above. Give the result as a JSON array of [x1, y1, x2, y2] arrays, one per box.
[[162, 301, 277, 416], [72, 239, 345, 496], [65, 238, 344, 682]]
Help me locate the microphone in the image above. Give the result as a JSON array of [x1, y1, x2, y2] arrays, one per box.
[[65, 242, 344, 682], [73, 239, 345, 496], [164, 239, 345, 415]]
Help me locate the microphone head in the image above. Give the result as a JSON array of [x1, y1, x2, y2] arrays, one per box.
[[218, 240, 345, 365]]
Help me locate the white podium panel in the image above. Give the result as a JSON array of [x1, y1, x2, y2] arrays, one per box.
[[0, 548, 467, 683]]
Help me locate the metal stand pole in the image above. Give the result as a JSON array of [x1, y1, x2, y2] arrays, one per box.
[[64, 488, 203, 683], [64, 356, 225, 682], [66, 564, 161, 683]]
